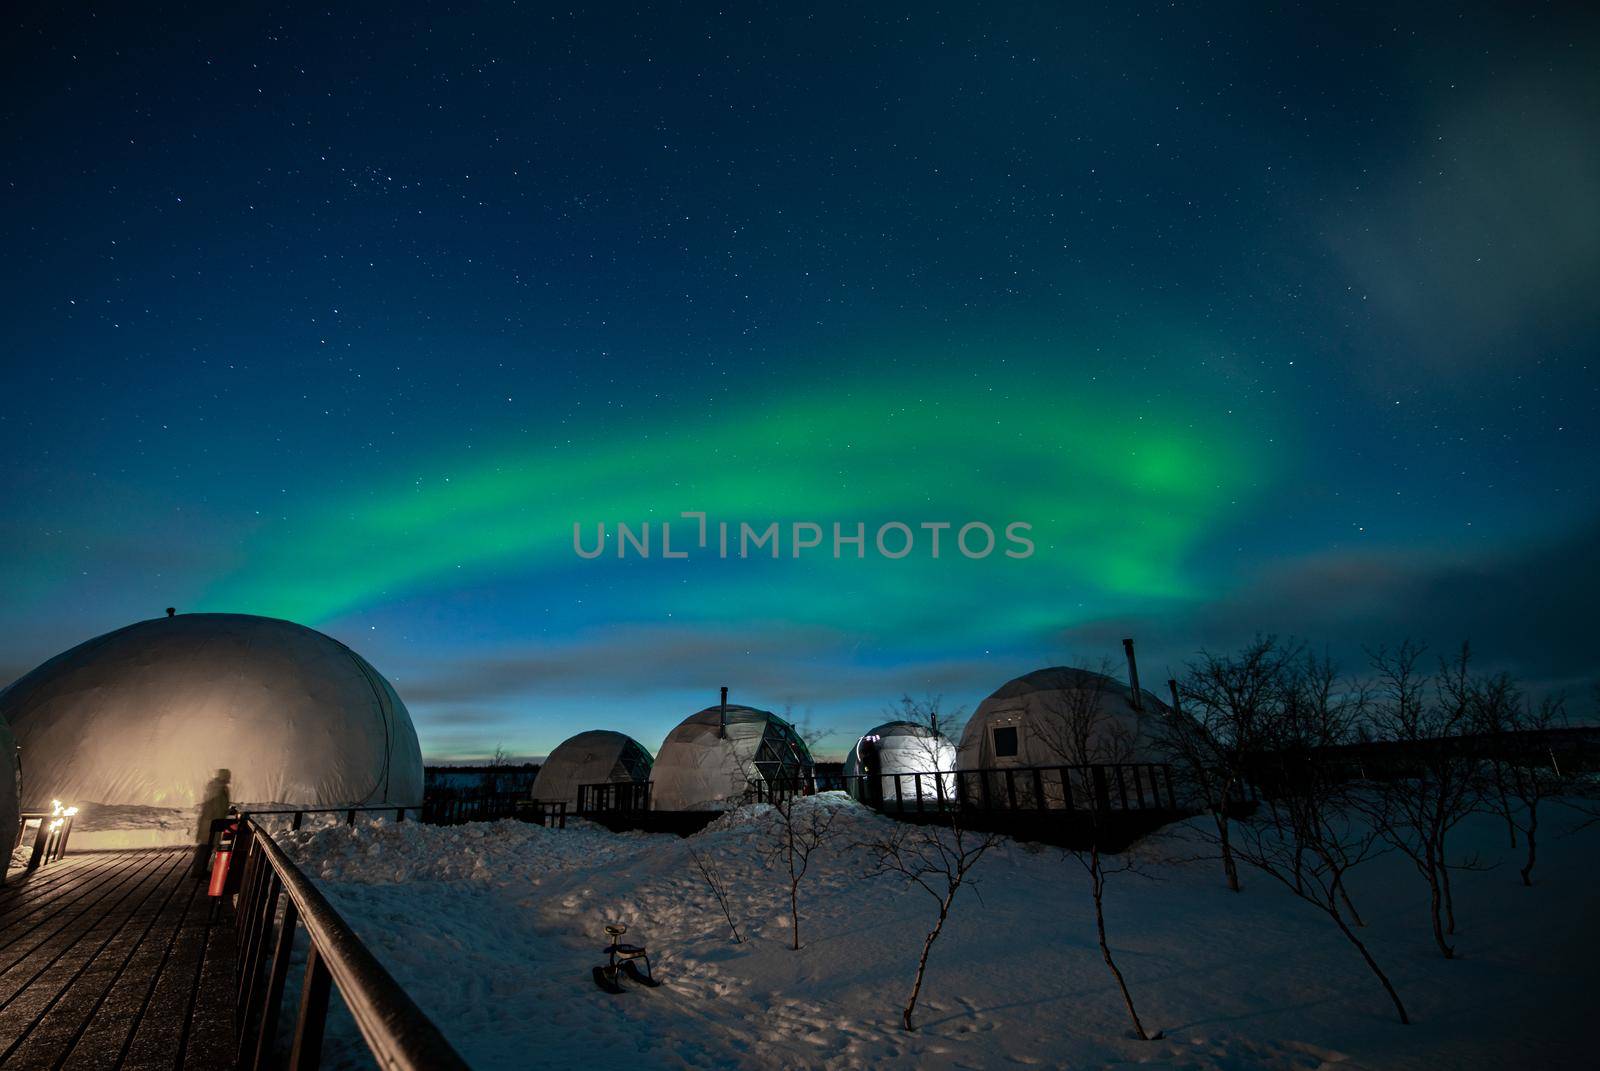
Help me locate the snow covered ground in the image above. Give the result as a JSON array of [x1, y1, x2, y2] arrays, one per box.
[[278, 794, 1599, 1070]]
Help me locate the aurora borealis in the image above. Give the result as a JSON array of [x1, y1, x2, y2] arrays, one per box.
[[4, 3, 1598, 759]]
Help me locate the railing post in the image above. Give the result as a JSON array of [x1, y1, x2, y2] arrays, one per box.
[[239, 873, 279, 1012], [1114, 765, 1129, 809], [347, 809, 357, 827], [893, 774, 905, 811], [26, 818, 48, 870], [1004, 768, 1017, 809], [288, 946, 332, 1071], [1031, 768, 1045, 811], [1164, 764, 1177, 810], [251, 898, 300, 1071], [1092, 766, 1110, 811], [1058, 767, 1074, 811], [292, 811, 304, 831], [236, 838, 266, 939]]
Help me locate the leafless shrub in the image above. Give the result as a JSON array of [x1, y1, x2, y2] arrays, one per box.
[[1162, 636, 1302, 892], [1474, 677, 1567, 886], [762, 791, 840, 951], [1358, 642, 1484, 959], [864, 696, 1001, 1032], [1034, 665, 1157, 1040], [866, 814, 1001, 1031], [1231, 649, 1410, 1024], [688, 848, 743, 943]]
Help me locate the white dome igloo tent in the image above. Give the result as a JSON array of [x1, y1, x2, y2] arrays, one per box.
[[2, 715, 18, 866], [842, 720, 957, 808], [957, 665, 1175, 809], [651, 703, 813, 811], [530, 729, 653, 810], [0, 613, 425, 847]]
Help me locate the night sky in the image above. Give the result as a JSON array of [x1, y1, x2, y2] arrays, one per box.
[[4, 3, 1597, 760]]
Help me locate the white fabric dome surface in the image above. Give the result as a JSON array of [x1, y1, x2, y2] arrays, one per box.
[[650, 704, 813, 811], [842, 720, 957, 805], [958, 666, 1172, 769], [530, 730, 653, 809], [957, 667, 1176, 809], [2, 714, 18, 866], [0, 614, 425, 834]]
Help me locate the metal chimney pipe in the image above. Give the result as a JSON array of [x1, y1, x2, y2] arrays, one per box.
[[1168, 678, 1181, 715], [1122, 638, 1143, 710], [719, 685, 728, 739]]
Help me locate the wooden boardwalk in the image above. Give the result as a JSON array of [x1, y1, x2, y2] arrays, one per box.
[[0, 849, 237, 1070]]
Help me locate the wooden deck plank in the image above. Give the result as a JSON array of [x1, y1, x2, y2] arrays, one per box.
[[0, 854, 111, 907], [177, 898, 237, 1071], [0, 850, 237, 1071], [43, 857, 205, 1071], [0, 854, 150, 953], [3, 856, 192, 1069], [118, 872, 227, 1071], [0, 851, 176, 1062], [0, 853, 173, 1007], [0, 852, 182, 1062]]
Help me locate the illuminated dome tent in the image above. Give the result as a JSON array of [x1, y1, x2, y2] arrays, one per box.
[[957, 664, 1174, 807], [842, 720, 957, 807], [2, 714, 19, 864], [0, 613, 425, 845], [651, 702, 814, 811], [530, 730, 653, 809]]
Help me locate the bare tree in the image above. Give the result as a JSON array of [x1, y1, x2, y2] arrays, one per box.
[[864, 696, 1002, 1031], [762, 791, 840, 951], [1033, 666, 1155, 1041], [1232, 650, 1410, 1024], [1473, 676, 1567, 886], [1361, 642, 1483, 959], [1161, 637, 1300, 893], [868, 815, 1001, 1031], [1248, 650, 1370, 922], [688, 847, 744, 943]]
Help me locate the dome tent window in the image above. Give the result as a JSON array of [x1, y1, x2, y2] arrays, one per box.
[[0, 612, 425, 850], [992, 726, 1019, 758]]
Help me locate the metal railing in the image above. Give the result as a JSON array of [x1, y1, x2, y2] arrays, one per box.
[[422, 793, 567, 826], [244, 804, 414, 830], [226, 812, 471, 1071], [745, 763, 1180, 814], [575, 781, 651, 815], [16, 810, 75, 870]]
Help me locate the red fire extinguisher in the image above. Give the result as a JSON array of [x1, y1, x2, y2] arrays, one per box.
[[207, 816, 239, 897]]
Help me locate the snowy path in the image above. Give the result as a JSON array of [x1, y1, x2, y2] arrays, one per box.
[[280, 796, 1599, 1070]]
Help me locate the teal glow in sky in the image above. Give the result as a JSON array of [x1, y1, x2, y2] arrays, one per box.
[[3, 3, 1597, 758]]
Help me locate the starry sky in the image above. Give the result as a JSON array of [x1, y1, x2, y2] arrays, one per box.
[[3, 2, 1597, 760]]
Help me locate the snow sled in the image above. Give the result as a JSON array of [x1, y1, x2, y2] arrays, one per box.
[[592, 965, 625, 994], [593, 923, 659, 993], [592, 960, 661, 994]]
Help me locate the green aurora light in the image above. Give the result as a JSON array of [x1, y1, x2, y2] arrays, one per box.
[[206, 364, 1280, 645]]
